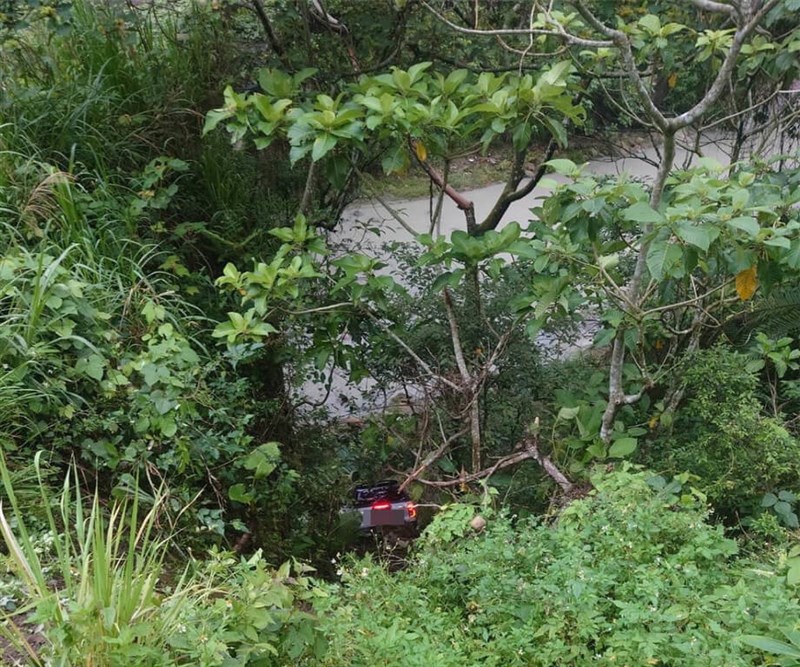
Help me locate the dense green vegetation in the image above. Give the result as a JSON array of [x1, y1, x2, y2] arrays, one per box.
[[1, 0, 800, 664]]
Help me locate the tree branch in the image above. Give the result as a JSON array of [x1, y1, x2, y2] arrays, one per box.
[[687, 0, 737, 18], [414, 428, 573, 493], [670, 0, 781, 129], [398, 426, 470, 493], [443, 287, 482, 472], [357, 172, 422, 238], [477, 138, 557, 233], [572, 0, 670, 131], [414, 450, 532, 487], [521, 431, 574, 493], [409, 139, 474, 211], [250, 0, 291, 70], [420, 0, 613, 48], [409, 138, 477, 233], [364, 310, 462, 392], [298, 159, 317, 216]]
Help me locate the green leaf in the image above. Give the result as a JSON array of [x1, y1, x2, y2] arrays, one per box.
[[761, 492, 778, 507], [594, 328, 616, 347], [160, 418, 178, 438], [542, 116, 567, 147], [325, 154, 350, 189], [737, 171, 755, 187], [203, 107, 234, 136], [243, 442, 281, 479], [730, 188, 750, 211], [311, 133, 337, 162], [407, 61, 432, 83], [443, 69, 468, 93], [546, 159, 579, 176], [608, 437, 637, 458], [623, 201, 664, 225], [250, 322, 278, 337], [638, 14, 661, 34], [381, 144, 409, 174], [430, 269, 465, 293], [646, 241, 683, 281], [557, 406, 580, 420], [727, 216, 759, 237], [740, 635, 800, 658], [262, 442, 281, 458], [76, 354, 105, 381], [586, 443, 607, 459], [229, 483, 254, 504], [765, 236, 791, 249], [675, 221, 719, 252]]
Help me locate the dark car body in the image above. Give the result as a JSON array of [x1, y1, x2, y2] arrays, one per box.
[[344, 480, 417, 530]]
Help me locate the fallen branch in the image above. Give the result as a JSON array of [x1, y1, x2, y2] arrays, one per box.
[[399, 426, 470, 493], [520, 433, 573, 494], [413, 426, 573, 493], [413, 450, 533, 487]]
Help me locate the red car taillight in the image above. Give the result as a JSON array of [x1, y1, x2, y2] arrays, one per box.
[[371, 500, 392, 510], [407, 502, 417, 519]]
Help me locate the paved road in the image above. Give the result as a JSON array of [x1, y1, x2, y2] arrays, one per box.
[[336, 132, 741, 244], [308, 132, 788, 415]]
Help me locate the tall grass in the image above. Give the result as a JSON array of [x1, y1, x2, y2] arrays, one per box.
[[1, 0, 300, 261], [0, 451, 322, 666], [0, 451, 196, 665], [0, 0, 237, 173], [0, 151, 209, 450]]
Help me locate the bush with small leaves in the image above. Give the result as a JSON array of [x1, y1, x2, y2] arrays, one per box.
[[306, 468, 799, 667]]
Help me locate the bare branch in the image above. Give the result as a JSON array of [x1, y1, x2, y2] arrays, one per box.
[[443, 288, 471, 388], [298, 159, 317, 216], [419, 0, 613, 48], [429, 159, 450, 235], [670, 0, 781, 129], [249, 0, 292, 70], [600, 335, 626, 442], [687, 0, 737, 18], [409, 138, 478, 233], [443, 287, 482, 471], [409, 139, 474, 212], [415, 429, 573, 493], [398, 426, 470, 493], [414, 450, 532, 487], [310, 0, 347, 33], [364, 310, 462, 392], [572, 0, 670, 131], [521, 431, 574, 493], [359, 179, 422, 238], [495, 35, 568, 59], [477, 138, 557, 233], [642, 278, 734, 317]]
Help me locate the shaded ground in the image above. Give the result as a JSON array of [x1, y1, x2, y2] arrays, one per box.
[[0, 614, 46, 666]]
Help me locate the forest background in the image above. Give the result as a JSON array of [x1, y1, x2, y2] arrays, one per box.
[[1, 0, 800, 664]]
